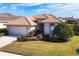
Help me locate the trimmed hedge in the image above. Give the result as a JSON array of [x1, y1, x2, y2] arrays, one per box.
[[53, 24, 74, 40], [74, 24, 79, 35], [0, 28, 6, 33], [17, 36, 39, 42], [66, 24, 79, 36], [42, 37, 70, 43]]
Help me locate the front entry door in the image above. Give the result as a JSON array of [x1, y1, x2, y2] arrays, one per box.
[[38, 23, 44, 33], [49, 24, 55, 37]]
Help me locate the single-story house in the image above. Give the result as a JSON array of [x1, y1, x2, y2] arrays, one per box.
[[5, 14, 65, 36]]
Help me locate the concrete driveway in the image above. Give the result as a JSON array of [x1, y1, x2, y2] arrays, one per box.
[[0, 36, 17, 48], [0, 36, 22, 56]]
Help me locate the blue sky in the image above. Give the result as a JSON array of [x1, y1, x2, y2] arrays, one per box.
[[0, 3, 79, 18]]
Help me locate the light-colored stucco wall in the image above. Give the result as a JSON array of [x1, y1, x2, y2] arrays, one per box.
[[44, 23, 50, 34], [44, 23, 57, 36], [0, 23, 6, 29], [30, 26, 35, 31]]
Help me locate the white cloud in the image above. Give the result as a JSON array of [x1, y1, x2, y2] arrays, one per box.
[[53, 4, 79, 18], [11, 6, 17, 10], [0, 3, 79, 18], [23, 3, 43, 6], [36, 9, 46, 12], [34, 4, 65, 13], [47, 4, 65, 8], [11, 3, 43, 7], [35, 8, 54, 15], [34, 3, 79, 18], [52, 4, 79, 14]]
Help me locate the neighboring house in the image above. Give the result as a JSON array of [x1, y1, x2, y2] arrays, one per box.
[[0, 13, 19, 29], [76, 19, 79, 24], [61, 17, 79, 24], [5, 14, 65, 36], [66, 20, 77, 24]]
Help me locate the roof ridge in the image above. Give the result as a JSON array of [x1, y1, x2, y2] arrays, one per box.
[[43, 15, 48, 19], [52, 15, 64, 22], [24, 17, 31, 26]]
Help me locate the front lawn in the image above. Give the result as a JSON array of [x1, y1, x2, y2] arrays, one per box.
[[0, 36, 79, 56]]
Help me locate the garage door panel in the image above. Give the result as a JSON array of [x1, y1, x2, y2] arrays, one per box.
[[8, 26, 29, 36]]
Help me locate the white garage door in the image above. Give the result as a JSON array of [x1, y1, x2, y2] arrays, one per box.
[[8, 26, 30, 36]]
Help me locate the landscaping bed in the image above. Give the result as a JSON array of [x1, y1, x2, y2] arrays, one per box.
[[17, 36, 40, 41], [0, 36, 79, 56]]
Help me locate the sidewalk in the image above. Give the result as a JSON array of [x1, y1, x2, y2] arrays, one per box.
[[0, 51, 22, 56]]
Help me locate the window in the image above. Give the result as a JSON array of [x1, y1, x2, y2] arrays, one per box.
[[50, 23, 54, 26], [37, 20, 41, 23]]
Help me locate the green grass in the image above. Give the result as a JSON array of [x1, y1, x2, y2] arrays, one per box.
[[0, 36, 79, 56]]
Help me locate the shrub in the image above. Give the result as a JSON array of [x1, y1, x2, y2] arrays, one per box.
[[0, 28, 6, 33], [34, 29, 42, 36], [42, 37, 70, 42], [5, 30, 9, 35], [74, 24, 79, 35], [0, 28, 7, 36], [17, 36, 27, 41], [67, 24, 75, 30], [53, 24, 74, 40], [76, 47, 79, 54], [26, 37, 40, 41], [17, 36, 40, 42], [36, 34, 43, 40], [29, 30, 35, 37], [66, 24, 79, 36], [43, 33, 49, 39]]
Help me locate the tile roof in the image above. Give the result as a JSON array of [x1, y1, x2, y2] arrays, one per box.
[[34, 14, 47, 19], [26, 16, 37, 26], [5, 14, 65, 26], [0, 13, 19, 23], [5, 17, 30, 26], [40, 14, 65, 23]]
